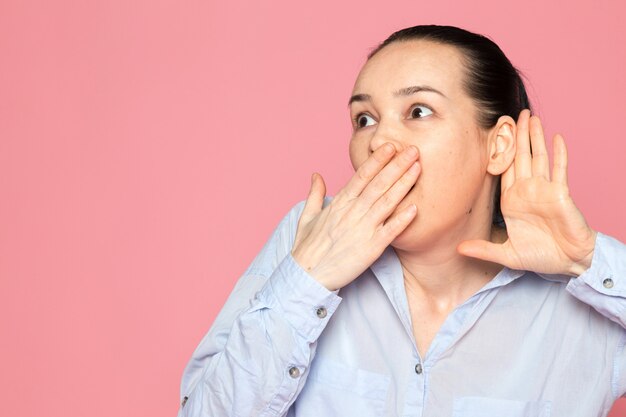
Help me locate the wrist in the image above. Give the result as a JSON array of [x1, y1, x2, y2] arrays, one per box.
[[567, 229, 598, 276], [291, 250, 338, 291]]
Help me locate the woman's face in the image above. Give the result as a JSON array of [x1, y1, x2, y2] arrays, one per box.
[[348, 40, 495, 251]]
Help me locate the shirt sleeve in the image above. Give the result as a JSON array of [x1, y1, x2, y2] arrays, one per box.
[[177, 197, 342, 417], [566, 232, 626, 328], [564, 232, 626, 399]]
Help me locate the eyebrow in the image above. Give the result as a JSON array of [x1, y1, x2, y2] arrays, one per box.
[[347, 85, 447, 107]]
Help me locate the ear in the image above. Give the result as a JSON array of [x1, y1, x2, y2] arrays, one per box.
[[486, 115, 516, 176]]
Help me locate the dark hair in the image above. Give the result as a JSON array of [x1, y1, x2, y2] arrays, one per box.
[[368, 25, 532, 229]]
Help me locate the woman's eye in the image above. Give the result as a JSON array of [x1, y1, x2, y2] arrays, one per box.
[[354, 113, 376, 129], [409, 105, 433, 119]]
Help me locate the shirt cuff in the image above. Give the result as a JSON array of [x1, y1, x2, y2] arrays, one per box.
[[566, 232, 626, 326], [256, 252, 343, 342]]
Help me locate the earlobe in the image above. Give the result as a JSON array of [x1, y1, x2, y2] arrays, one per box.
[[487, 115, 516, 175]]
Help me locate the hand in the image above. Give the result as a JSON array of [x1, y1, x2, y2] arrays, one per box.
[[457, 109, 597, 276], [291, 143, 421, 291]]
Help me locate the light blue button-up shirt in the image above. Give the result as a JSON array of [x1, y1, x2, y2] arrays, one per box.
[[178, 196, 626, 417]]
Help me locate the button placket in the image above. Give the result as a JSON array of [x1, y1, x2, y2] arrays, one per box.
[[415, 363, 423, 374]]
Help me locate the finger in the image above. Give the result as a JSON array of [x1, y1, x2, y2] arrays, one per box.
[[456, 239, 510, 267], [369, 160, 421, 225], [353, 145, 419, 217], [515, 109, 532, 179], [298, 172, 326, 226], [360, 145, 419, 200], [339, 143, 397, 202], [552, 133, 568, 186], [529, 116, 550, 180], [377, 202, 417, 243]]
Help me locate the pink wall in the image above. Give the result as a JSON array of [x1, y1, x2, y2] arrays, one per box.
[[1, 0, 625, 416]]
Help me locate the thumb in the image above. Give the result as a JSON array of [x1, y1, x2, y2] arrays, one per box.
[[300, 172, 326, 224], [457, 239, 508, 266]]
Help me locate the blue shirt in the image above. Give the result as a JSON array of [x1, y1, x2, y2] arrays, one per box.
[[177, 196, 626, 417]]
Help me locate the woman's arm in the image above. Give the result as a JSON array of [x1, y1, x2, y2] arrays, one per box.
[[179, 138, 422, 415], [178, 199, 342, 417], [455, 109, 626, 326], [457, 109, 626, 398]]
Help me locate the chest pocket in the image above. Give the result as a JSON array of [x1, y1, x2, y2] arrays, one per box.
[[452, 396, 552, 417], [295, 356, 391, 417]]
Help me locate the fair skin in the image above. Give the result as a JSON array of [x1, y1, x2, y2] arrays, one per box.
[[291, 39, 597, 358]]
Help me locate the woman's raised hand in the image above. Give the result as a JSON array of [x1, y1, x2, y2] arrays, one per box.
[[291, 144, 421, 291], [458, 109, 597, 276]]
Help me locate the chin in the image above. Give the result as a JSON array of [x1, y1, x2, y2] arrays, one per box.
[[388, 211, 427, 251], [389, 208, 462, 254]]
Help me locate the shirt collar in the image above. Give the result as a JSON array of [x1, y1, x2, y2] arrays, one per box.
[[367, 245, 529, 354]]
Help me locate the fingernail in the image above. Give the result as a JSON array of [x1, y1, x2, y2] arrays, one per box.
[[407, 146, 418, 157]]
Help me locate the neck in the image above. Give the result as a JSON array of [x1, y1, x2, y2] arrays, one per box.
[[394, 225, 507, 313]]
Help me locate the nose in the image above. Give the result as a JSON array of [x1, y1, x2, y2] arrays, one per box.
[[368, 128, 410, 156]]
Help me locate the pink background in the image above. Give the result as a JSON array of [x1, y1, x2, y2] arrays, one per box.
[[1, 0, 625, 416]]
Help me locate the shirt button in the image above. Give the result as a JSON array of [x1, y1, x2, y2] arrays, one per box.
[[316, 307, 327, 318], [603, 278, 614, 289], [415, 363, 423, 374], [288, 366, 301, 378]]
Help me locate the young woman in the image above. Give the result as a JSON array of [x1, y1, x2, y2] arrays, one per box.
[[177, 25, 626, 417]]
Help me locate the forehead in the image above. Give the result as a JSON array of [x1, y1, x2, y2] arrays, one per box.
[[352, 40, 466, 97]]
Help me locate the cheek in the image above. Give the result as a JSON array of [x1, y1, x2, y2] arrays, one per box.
[[348, 140, 368, 172], [418, 148, 484, 207]]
